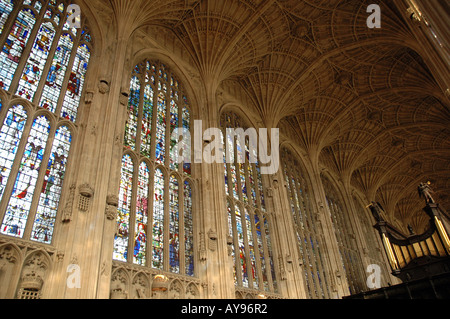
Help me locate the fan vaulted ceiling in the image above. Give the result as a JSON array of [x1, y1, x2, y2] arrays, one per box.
[[85, 0, 450, 233]]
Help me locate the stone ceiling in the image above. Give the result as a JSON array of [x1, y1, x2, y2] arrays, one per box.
[[85, 0, 450, 233]]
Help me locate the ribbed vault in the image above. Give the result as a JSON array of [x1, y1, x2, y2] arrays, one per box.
[[86, 0, 450, 232]]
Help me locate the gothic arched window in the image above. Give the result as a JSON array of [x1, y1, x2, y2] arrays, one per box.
[[114, 60, 195, 277], [0, 0, 92, 244], [281, 147, 332, 299], [321, 175, 366, 295], [220, 111, 278, 294]]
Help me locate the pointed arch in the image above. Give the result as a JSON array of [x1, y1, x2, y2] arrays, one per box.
[[114, 58, 195, 277]]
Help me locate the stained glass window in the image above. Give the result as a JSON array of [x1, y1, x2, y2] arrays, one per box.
[[113, 154, 133, 262], [32, 125, 72, 244], [322, 175, 367, 295], [221, 111, 278, 294], [0, 0, 92, 245], [0, 0, 14, 34], [115, 60, 194, 277], [134, 161, 149, 266], [1, 115, 50, 238], [152, 168, 164, 269], [17, 21, 56, 101], [169, 175, 179, 273], [0, 105, 27, 203], [184, 180, 194, 276], [282, 147, 331, 299]]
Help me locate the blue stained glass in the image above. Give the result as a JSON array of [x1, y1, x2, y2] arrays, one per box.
[[40, 32, 74, 112], [169, 175, 179, 273], [113, 154, 133, 262], [0, 8, 37, 91], [134, 161, 149, 266], [155, 88, 166, 164], [17, 21, 56, 101], [61, 43, 90, 122], [124, 76, 140, 150], [0, 105, 27, 203], [1, 115, 51, 239], [0, 0, 14, 34], [152, 168, 164, 269], [32, 125, 72, 244], [184, 180, 194, 276]]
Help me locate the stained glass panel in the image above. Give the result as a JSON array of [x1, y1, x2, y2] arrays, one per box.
[[169, 175, 179, 273], [169, 97, 178, 171], [17, 21, 56, 101], [155, 86, 166, 164], [264, 217, 277, 292], [152, 168, 164, 269], [133, 161, 149, 266], [228, 200, 237, 283], [254, 213, 268, 291], [1, 115, 50, 239], [245, 208, 258, 289], [235, 205, 248, 287], [0, 8, 37, 91], [0, 0, 14, 34], [181, 105, 191, 175], [32, 125, 72, 244], [40, 32, 74, 112], [61, 43, 90, 122], [0, 105, 27, 203], [140, 84, 153, 157], [124, 76, 140, 150], [113, 154, 133, 262], [184, 180, 194, 276], [119, 60, 192, 274]]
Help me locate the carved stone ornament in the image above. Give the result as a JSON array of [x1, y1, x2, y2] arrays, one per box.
[[119, 91, 129, 106], [105, 194, 119, 220], [79, 183, 94, 198], [105, 205, 118, 221], [226, 235, 233, 256], [56, 251, 65, 262], [199, 232, 207, 261], [208, 229, 218, 252], [62, 184, 76, 222], [98, 79, 110, 94], [84, 90, 94, 104]]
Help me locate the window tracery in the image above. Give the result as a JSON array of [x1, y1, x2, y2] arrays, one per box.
[[220, 111, 278, 294], [114, 60, 195, 277], [321, 175, 366, 295], [0, 0, 91, 245], [281, 147, 332, 299]]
